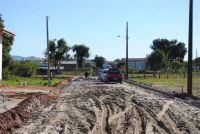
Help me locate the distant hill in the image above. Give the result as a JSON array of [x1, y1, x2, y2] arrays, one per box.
[[11, 55, 25, 61], [11, 55, 43, 62]]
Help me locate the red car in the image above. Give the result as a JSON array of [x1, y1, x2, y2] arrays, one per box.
[[100, 68, 123, 83]]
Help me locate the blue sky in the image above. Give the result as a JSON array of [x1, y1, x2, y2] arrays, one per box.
[[0, 0, 199, 61]]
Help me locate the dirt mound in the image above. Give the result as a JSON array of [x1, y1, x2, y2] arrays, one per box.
[[0, 78, 71, 134], [0, 94, 55, 134], [54, 77, 71, 90], [14, 81, 200, 134], [0, 94, 8, 103]]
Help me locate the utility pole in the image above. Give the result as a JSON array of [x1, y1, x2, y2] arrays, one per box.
[[187, 0, 193, 94], [126, 22, 129, 79], [46, 16, 51, 86]]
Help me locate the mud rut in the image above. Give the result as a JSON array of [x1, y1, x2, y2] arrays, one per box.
[[14, 81, 200, 134]]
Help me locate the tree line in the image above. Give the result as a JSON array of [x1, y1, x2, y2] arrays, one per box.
[[146, 38, 200, 73], [2, 13, 200, 79]]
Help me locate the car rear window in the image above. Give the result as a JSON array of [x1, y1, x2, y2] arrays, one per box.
[[108, 69, 121, 74]]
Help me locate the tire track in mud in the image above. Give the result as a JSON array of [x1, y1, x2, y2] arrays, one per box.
[[14, 81, 200, 134]]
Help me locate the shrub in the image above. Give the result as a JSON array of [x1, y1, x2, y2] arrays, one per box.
[[11, 61, 38, 77], [2, 67, 11, 79]]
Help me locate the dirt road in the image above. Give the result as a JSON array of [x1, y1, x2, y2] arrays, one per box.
[[14, 79, 200, 134]]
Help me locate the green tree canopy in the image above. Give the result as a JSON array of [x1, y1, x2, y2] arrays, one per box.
[[0, 14, 5, 28], [170, 60, 184, 73], [151, 39, 177, 55], [11, 60, 38, 77], [150, 38, 187, 62], [45, 38, 70, 71], [168, 42, 187, 62], [94, 55, 105, 68], [114, 59, 125, 69], [146, 49, 165, 73], [72, 44, 90, 69]]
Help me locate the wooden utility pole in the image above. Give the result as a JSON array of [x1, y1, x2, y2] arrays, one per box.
[[187, 0, 193, 94], [126, 22, 129, 79], [46, 16, 51, 86]]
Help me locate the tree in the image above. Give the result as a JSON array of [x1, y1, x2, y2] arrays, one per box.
[[168, 42, 187, 62], [45, 38, 70, 72], [114, 59, 125, 69], [193, 57, 200, 70], [65, 53, 73, 61], [0, 14, 4, 28], [0, 14, 14, 79], [151, 39, 177, 55], [94, 55, 105, 68], [170, 60, 184, 73], [150, 38, 187, 62], [72, 44, 90, 69], [11, 61, 38, 77], [146, 49, 165, 73]]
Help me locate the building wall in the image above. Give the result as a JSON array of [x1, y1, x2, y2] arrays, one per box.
[[62, 64, 77, 71], [128, 59, 146, 70]]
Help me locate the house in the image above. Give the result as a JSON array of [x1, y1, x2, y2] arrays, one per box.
[[37, 64, 64, 75], [123, 58, 146, 70], [60, 61, 77, 71]]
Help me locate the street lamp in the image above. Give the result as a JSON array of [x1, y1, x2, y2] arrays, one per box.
[[117, 22, 129, 79]]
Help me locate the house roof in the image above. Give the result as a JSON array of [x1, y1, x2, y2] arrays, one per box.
[[60, 61, 77, 65], [0, 28, 15, 37], [122, 58, 145, 61]]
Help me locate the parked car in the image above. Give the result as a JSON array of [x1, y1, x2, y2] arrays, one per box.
[[100, 68, 122, 83]]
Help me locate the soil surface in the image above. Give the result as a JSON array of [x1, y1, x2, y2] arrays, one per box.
[[13, 78, 200, 134]]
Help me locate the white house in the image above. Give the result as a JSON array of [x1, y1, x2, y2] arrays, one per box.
[[0, 28, 15, 80]]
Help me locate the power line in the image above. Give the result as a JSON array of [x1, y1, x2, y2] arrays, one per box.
[[21, 0, 43, 18], [129, 0, 171, 36]]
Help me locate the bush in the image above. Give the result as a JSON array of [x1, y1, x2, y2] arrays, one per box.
[[11, 61, 38, 77], [2, 67, 11, 79]]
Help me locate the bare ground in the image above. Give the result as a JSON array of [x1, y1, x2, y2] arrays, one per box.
[[13, 79, 200, 134]]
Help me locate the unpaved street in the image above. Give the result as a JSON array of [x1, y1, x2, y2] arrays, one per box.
[[14, 79, 200, 134]]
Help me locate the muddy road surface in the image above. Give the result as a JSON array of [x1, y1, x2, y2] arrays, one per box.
[[14, 79, 200, 134]]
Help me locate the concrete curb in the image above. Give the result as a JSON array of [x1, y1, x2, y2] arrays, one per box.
[[124, 79, 174, 97]]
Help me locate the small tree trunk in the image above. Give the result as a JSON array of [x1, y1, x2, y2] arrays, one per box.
[[144, 72, 146, 79], [154, 70, 156, 78]]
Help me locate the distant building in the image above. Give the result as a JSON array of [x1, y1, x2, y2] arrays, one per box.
[[37, 64, 64, 75], [60, 61, 77, 71], [123, 58, 146, 70]]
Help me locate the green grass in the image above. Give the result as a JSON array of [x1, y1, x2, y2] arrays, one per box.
[[129, 72, 200, 93], [0, 76, 63, 86]]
